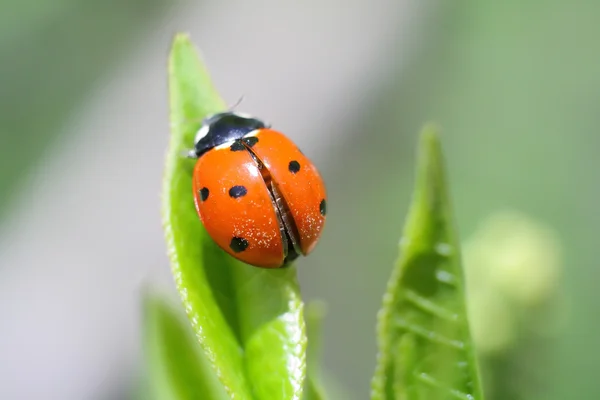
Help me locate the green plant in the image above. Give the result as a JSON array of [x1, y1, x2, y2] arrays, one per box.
[[144, 33, 484, 400], [371, 126, 483, 400]]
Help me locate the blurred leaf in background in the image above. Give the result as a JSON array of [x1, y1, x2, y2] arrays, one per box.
[[305, 301, 329, 400], [141, 292, 229, 400]]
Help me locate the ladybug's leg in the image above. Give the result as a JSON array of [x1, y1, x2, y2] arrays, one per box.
[[180, 149, 199, 159]]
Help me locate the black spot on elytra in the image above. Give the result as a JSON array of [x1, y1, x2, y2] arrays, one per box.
[[230, 237, 249, 253], [243, 136, 259, 147], [230, 141, 245, 151], [199, 187, 209, 201], [319, 199, 327, 216], [288, 160, 301, 174], [229, 185, 248, 199]]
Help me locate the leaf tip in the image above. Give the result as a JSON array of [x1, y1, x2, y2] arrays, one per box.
[[169, 32, 198, 66], [140, 287, 169, 322], [413, 122, 449, 207], [418, 122, 443, 163], [306, 300, 328, 320], [172, 32, 192, 47]]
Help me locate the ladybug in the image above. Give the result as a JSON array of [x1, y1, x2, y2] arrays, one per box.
[[189, 111, 327, 269]]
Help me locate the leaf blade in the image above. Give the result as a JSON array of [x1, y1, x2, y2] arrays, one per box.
[[235, 266, 307, 400], [163, 33, 307, 400], [371, 125, 484, 400], [163, 33, 253, 399]]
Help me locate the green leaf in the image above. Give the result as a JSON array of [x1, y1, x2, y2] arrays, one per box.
[[142, 292, 229, 400], [371, 125, 484, 400], [304, 301, 328, 400], [162, 33, 307, 400]]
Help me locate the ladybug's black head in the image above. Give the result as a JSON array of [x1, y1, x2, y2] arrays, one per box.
[[193, 112, 268, 157]]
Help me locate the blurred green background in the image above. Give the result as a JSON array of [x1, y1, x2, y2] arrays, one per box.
[[0, 0, 597, 399]]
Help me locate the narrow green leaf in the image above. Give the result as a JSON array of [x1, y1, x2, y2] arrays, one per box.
[[304, 301, 328, 400], [163, 33, 307, 400], [163, 33, 249, 399], [371, 125, 484, 400], [142, 292, 230, 400]]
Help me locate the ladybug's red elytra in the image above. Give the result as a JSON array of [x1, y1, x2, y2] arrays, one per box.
[[189, 111, 327, 269]]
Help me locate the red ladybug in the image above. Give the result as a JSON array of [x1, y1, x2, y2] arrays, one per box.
[[190, 111, 327, 269]]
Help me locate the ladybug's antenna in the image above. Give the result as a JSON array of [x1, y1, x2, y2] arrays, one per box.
[[228, 94, 245, 111]]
